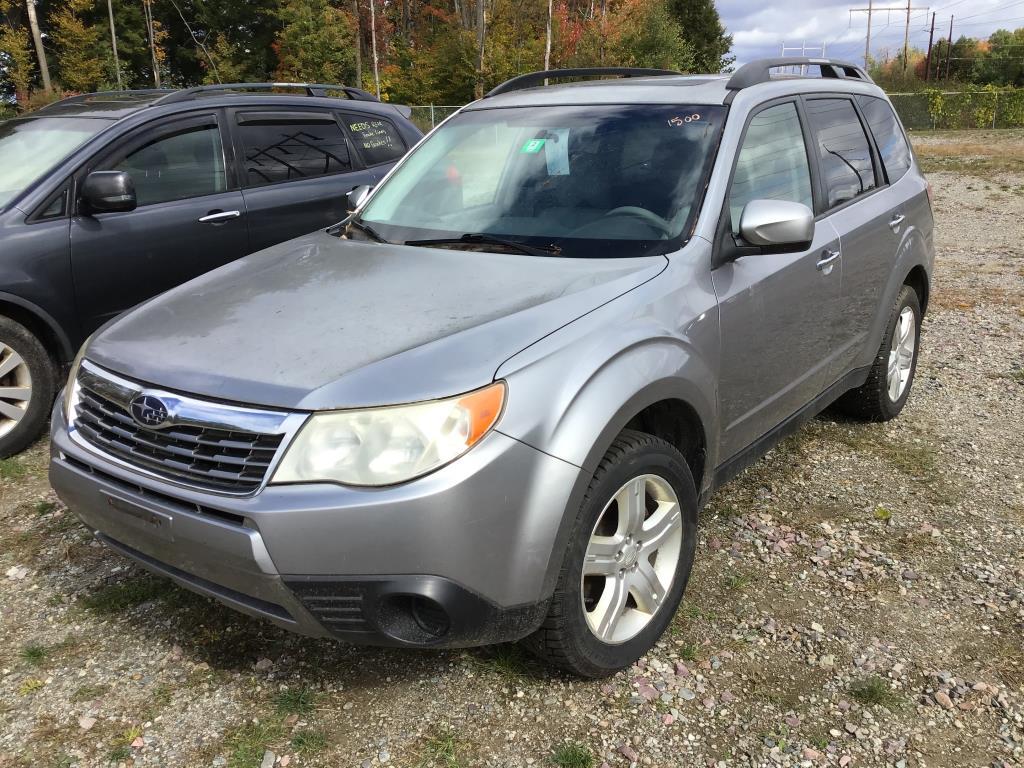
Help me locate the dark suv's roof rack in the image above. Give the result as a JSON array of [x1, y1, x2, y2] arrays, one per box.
[[485, 67, 682, 98], [726, 57, 873, 91], [156, 82, 379, 105]]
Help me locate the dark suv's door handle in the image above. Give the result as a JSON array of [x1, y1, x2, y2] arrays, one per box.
[[198, 210, 241, 224], [889, 213, 906, 232], [816, 249, 840, 273]]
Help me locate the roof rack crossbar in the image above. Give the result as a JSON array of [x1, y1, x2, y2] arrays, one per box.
[[726, 57, 873, 91], [485, 67, 682, 98], [155, 82, 379, 105]]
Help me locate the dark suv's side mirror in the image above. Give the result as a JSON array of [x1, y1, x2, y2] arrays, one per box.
[[81, 171, 137, 214], [346, 184, 372, 214]]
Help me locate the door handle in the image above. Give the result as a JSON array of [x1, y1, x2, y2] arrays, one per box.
[[198, 210, 241, 224], [888, 213, 906, 232], [816, 249, 840, 273]]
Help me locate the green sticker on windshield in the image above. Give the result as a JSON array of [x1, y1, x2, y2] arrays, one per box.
[[520, 138, 546, 154]]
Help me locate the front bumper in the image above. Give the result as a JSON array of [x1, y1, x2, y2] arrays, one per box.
[[50, 399, 578, 647]]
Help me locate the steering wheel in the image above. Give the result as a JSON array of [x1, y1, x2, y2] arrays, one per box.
[[603, 206, 673, 237]]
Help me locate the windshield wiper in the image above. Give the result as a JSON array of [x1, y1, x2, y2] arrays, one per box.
[[404, 233, 561, 257]]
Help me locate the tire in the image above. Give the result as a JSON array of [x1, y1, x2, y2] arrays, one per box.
[[522, 430, 698, 678], [835, 284, 922, 422], [0, 316, 57, 458]]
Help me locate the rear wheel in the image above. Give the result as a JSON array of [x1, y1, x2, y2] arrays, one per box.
[[0, 316, 57, 457], [836, 285, 921, 422], [523, 430, 697, 678]]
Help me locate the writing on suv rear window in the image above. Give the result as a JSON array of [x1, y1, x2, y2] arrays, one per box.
[[805, 98, 877, 209], [856, 95, 912, 183], [343, 115, 405, 166]]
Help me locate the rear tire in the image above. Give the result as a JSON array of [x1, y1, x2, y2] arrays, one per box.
[[835, 285, 921, 422], [522, 430, 697, 678], [0, 316, 57, 458]]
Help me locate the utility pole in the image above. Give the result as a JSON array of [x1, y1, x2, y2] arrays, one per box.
[[924, 11, 935, 81], [107, 0, 122, 89], [944, 15, 954, 80], [369, 0, 380, 99], [25, 0, 51, 92], [850, 2, 926, 72]]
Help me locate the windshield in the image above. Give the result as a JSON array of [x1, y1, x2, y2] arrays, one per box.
[[0, 117, 108, 209], [358, 104, 726, 258]]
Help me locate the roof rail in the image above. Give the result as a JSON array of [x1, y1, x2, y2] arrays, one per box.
[[155, 82, 379, 105], [485, 67, 682, 98], [726, 57, 873, 91], [34, 89, 174, 112]]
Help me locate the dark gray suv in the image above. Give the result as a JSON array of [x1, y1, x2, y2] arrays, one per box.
[[51, 61, 934, 677], [0, 84, 421, 456]]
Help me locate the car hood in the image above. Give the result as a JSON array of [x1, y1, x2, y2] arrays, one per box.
[[86, 231, 666, 410]]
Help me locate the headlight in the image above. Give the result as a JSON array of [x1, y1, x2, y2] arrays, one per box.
[[272, 382, 506, 486], [63, 338, 90, 422]]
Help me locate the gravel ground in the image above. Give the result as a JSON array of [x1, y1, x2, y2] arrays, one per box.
[[1, 130, 1022, 768]]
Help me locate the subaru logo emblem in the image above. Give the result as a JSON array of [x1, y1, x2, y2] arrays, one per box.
[[130, 394, 170, 428]]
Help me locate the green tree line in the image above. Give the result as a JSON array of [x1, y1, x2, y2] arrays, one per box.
[[0, 0, 732, 111]]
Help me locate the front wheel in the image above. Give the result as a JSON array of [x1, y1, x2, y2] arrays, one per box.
[[836, 285, 922, 422], [522, 430, 698, 678], [0, 316, 57, 458]]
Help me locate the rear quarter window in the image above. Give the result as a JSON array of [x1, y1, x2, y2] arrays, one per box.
[[342, 114, 405, 166], [856, 95, 913, 183]]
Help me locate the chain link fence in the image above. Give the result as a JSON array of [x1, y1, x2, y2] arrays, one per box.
[[407, 105, 463, 132], [889, 90, 1024, 130]]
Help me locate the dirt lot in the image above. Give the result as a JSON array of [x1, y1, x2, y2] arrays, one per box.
[[1, 130, 1022, 768]]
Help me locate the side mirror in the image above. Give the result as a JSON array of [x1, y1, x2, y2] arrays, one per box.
[[81, 171, 137, 214], [346, 184, 372, 213], [738, 199, 814, 248]]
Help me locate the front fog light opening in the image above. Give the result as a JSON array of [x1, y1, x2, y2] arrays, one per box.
[[377, 595, 451, 644]]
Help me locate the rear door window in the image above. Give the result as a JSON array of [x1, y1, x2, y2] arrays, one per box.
[[236, 112, 353, 186], [856, 95, 912, 183], [804, 98, 877, 209], [729, 101, 814, 232], [341, 114, 406, 166]]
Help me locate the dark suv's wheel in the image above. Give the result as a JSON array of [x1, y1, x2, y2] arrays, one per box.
[[523, 430, 698, 678], [836, 285, 922, 422], [0, 316, 57, 458]]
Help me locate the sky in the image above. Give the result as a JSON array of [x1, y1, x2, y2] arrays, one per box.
[[719, 0, 1024, 67]]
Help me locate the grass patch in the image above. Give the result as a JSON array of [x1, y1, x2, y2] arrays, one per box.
[[848, 676, 902, 709], [550, 742, 594, 768], [80, 576, 166, 615], [290, 728, 328, 755], [20, 643, 50, 666], [107, 745, 132, 762], [274, 686, 317, 716], [0, 456, 27, 480], [679, 642, 699, 661], [472, 644, 535, 677], [33, 500, 57, 515], [420, 728, 470, 768], [723, 572, 752, 591], [874, 506, 893, 522], [18, 678, 44, 695], [225, 721, 285, 768]]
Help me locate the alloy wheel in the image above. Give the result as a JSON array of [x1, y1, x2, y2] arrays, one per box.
[[0, 343, 32, 439], [887, 306, 916, 402], [581, 474, 683, 644]]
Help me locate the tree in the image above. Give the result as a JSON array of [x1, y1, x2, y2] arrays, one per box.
[[666, 0, 732, 72], [610, 0, 693, 70], [51, 0, 104, 92], [0, 23, 34, 106], [273, 0, 357, 84]]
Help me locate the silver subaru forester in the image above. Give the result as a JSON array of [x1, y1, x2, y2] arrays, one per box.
[[50, 59, 934, 677]]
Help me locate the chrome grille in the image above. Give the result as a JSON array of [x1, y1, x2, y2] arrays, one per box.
[[71, 364, 292, 495]]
